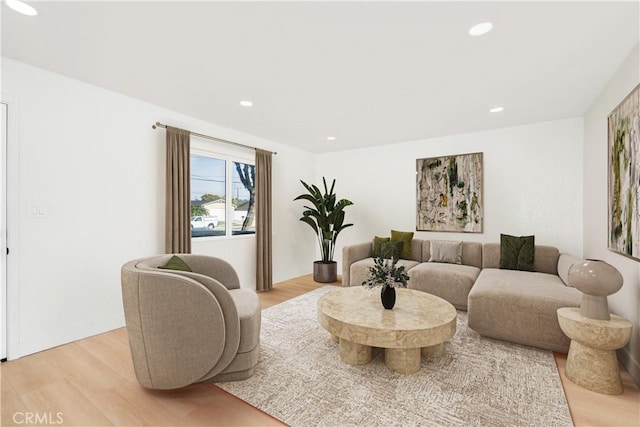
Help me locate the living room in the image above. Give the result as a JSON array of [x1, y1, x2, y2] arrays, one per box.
[[1, 1, 639, 426]]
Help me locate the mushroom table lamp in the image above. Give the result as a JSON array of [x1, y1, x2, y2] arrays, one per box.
[[568, 259, 623, 320]]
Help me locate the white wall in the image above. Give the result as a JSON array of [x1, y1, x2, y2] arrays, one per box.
[[6, 47, 635, 383], [317, 118, 584, 271], [1, 58, 316, 359], [584, 43, 640, 383]]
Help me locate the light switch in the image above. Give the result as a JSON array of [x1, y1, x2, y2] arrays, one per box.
[[28, 205, 48, 217]]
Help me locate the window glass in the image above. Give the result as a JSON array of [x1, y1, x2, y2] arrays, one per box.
[[190, 154, 226, 237], [232, 161, 256, 235]]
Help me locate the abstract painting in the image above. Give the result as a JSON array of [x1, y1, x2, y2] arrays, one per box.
[[416, 152, 483, 232], [608, 83, 640, 261]]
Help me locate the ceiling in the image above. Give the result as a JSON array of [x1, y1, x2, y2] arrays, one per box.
[[2, 1, 639, 153]]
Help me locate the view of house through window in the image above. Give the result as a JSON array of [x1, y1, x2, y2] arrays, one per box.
[[190, 153, 256, 238]]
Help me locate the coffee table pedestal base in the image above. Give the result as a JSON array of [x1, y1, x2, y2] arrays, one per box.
[[385, 348, 421, 374], [422, 343, 444, 357], [339, 339, 372, 365], [338, 339, 447, 374]]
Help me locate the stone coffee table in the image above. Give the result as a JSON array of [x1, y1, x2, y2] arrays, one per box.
[[317, 286, 457, 374]]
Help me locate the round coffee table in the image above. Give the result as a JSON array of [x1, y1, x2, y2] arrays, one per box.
[[317, 287, 457, 374]]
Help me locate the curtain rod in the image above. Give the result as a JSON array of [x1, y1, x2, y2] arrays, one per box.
[[152, 122, 277, 155]]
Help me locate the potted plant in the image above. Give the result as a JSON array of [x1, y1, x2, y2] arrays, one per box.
[[294, 177, 353, 282], [362, 257, 410, 309]]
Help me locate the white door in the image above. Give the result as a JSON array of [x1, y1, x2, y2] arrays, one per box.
[[1, 102, 7, 361]]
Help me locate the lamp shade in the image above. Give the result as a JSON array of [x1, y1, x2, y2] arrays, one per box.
[[568, 259, 623, 295], [568, 259, 623, 320]]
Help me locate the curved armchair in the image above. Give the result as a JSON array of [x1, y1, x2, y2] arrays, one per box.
[[121, 254, 261, 390]]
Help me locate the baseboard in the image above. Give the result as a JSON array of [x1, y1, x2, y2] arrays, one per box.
[[618, 346, 640, 387], [14, 315, 125, 360]]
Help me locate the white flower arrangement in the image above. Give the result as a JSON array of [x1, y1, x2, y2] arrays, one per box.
[[361, 257, 409, 289]]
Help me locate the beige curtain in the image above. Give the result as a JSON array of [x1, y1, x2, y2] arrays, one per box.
[[255, 149, 273, 291], [165, 126, 191, 254]]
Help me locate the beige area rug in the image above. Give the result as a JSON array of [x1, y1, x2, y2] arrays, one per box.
[[218, 286, 573, 427]]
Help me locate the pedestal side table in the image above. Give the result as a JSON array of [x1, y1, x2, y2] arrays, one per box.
[[557, 307, 632, 395]]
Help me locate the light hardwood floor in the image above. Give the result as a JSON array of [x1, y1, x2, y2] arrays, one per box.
[[1, 274, 638, 426]]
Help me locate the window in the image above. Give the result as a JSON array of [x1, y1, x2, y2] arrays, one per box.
[[190, 153, 255, 238]]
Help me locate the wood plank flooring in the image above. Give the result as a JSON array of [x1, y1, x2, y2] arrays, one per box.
[[1, 274, 638, 426]]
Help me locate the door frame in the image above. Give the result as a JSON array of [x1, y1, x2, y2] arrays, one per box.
[[1, 95, 21, 361], [0, 102, 6, 361]]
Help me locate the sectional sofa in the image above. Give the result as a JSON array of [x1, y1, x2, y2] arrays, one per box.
[[342, 238, 582, 352]]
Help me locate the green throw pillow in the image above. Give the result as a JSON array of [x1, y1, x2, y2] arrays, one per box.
[[379, 241, 403, 260], [499, 234, 535, 271], [391, 229, 414, 260], [158, 255, 192, 272], [372, 236, 390, 257]]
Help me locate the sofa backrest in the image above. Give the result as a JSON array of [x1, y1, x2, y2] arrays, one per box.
[[136, 254, 173, 269], [134, 254, 241, 290], [420, 240, 483, 268], [409, 239, 423, 262], [482, 243, 560, 274]]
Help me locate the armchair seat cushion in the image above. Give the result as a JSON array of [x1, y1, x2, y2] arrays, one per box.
[[229, 289, 261, 353]]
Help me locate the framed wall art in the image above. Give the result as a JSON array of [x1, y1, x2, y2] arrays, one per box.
[[608, 83, 639, 261], [416, 152, 483, 232]]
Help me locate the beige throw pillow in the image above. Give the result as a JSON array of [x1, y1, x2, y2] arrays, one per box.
[[429, 240, 462, 264]]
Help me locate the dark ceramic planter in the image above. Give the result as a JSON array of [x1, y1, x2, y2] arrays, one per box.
[[313, 261, 337, 283]]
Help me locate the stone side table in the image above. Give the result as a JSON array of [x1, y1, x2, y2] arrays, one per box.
[[557, 307, 632, 395]]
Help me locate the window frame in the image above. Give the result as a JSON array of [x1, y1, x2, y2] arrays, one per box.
[[190, 145, 256, 241]]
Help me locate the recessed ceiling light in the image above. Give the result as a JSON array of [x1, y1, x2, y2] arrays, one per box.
[[239, 100, 253, 107], [5, 0, 37, 16], [469, 22, 493, 36], [489, 106, 504, 113], [326, 136, 336, 141]]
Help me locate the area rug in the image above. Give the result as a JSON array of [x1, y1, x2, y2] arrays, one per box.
[[218, 286, 573, 427]]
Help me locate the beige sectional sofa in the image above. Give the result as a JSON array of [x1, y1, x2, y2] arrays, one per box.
[[342, 239, 582, 352]]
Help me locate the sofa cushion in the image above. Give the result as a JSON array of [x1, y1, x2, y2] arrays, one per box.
[[483, 243, 559, 275], [158, 255, 192, 272], [409, 239, 423, 262], [468, 268, 581, 352], [421, 240, 482, 268], [499, 234, 535, 271], [391, 230, 414, 260], [350, 257, 419, 288], [379, 240, 403, 260], [372, 236, 390, 257], [342, 241, 373, 286], [429, 240, 462, 264], [407, 262, 481, 310]]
